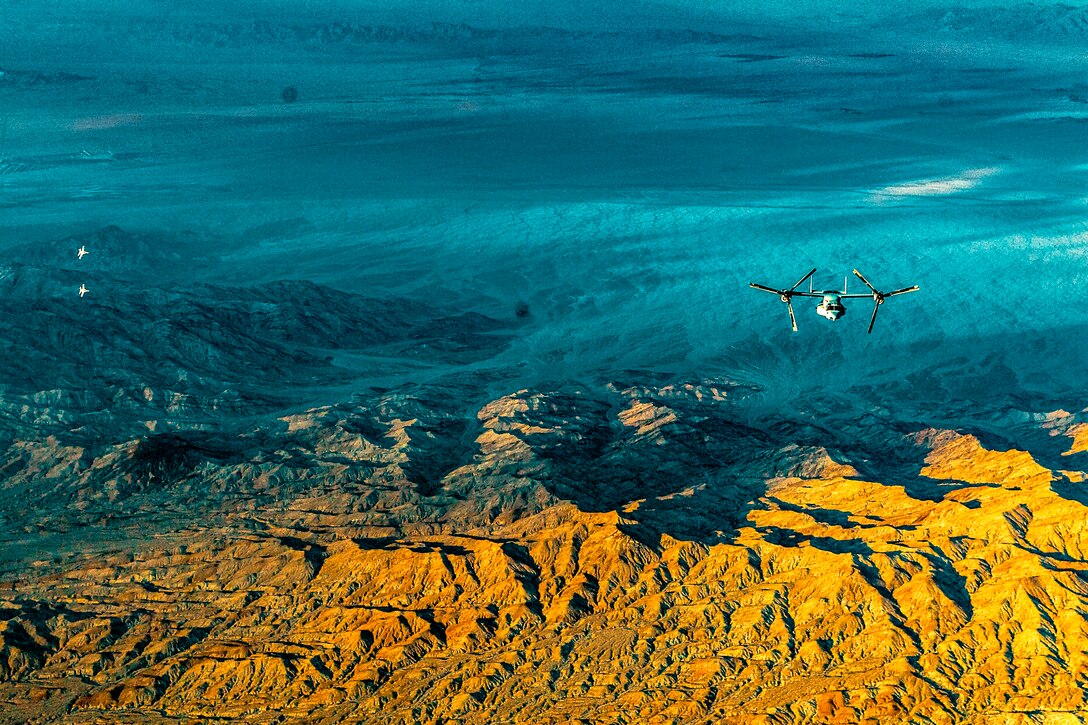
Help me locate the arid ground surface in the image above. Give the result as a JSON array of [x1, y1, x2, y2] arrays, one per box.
[[4, 3, 1088, 723]]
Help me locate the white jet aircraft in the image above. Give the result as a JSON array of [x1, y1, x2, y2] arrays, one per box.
[[77, 246, 88, 259], [78, 284, 89, 297]]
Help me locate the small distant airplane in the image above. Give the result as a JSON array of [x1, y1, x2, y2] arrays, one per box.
[[77, 245, 88, 259], [78, 284, 89, 297], [750, 268, 918, 333]]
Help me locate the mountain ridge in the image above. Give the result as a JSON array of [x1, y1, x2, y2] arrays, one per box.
[[2, 378, 1087, 723], [0, 227, 512, 440]]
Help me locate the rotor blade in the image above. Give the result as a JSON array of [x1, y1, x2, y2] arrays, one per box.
[[750, 282, 782, 294], [867, 302, 880, 334], [885, 285, 919, 297], [789, 268, 817, 292], [852, 268, 878, 295], [787, 299, 798, 332]]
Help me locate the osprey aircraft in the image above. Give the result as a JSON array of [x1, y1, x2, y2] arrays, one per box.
[[750, 268, 918, 333]]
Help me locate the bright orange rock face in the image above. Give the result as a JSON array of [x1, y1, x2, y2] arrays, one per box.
[[2, 382, 1088, 725]]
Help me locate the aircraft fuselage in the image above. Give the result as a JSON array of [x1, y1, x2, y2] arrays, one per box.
[[815, 293, 846, 321]]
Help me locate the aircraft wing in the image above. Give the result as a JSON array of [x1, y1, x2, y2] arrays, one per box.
[[839, 294, 880, 299]]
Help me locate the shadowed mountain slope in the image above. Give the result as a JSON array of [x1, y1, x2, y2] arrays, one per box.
[[0, 227, 510, 440], [1, 378, 1088, 724]]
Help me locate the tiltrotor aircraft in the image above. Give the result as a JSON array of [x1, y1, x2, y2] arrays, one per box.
[[749, 268, 918, 333]]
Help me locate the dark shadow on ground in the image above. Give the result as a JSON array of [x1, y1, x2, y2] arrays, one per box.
[[1051, 474, 1088, 507], [757, 525, 874, 555]]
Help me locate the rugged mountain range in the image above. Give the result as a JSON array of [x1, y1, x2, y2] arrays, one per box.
[[0, 226, 510, 440], [3, 0, 1088, 717], [0, 229, 1087, 724], [2, 356, 1088, 723]]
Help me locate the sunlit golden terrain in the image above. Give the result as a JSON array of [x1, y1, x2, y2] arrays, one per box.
[[3, 381, 1088, 724]]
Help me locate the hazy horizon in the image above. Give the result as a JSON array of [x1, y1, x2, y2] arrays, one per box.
[[3, 0, 1088, 428]]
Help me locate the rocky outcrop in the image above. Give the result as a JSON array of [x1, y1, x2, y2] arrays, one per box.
[[1, 378, 1088, 724]]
